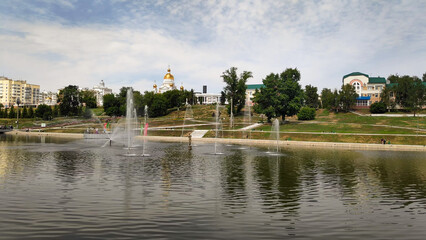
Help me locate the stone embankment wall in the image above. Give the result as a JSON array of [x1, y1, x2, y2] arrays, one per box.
[[139, 136, 426, 152], [5, 131, 425, 152]]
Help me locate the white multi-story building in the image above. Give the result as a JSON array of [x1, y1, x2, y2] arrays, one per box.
[[93, 80, 112, 106], [195, 92, 221, 104], [0, 76, 40, 107], [39, 91, 58, 106]]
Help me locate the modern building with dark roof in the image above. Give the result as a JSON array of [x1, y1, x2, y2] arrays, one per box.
[[342, 72, 387, 108]]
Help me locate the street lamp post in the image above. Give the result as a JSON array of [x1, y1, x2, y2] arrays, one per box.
[[16, 98, 21, 130]]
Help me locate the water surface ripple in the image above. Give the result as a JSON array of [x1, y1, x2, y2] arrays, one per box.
[[0, 135, 425, 239]]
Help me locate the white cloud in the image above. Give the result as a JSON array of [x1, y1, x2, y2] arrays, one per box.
[[1, 0, 425, 94]]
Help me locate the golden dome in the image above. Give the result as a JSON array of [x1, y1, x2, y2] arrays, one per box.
[[164, 68, 174, 80], [153, 83, 157, 88], [180, 85, 184, 90]]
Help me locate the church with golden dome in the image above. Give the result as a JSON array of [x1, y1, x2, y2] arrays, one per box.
[[154, 67, 181, 93]]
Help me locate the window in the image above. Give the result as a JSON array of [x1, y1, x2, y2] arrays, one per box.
[[353, 82, 361, 90]]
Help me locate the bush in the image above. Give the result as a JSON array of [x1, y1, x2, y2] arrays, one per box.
[[297, 107, 316, 120], [35, 104, 52, 120], [370, 102, 387, 113]]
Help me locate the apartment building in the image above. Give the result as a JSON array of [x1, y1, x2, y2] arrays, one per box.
[[0, 76, 40, 107]]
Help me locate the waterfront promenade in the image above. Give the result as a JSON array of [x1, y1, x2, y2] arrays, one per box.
[[6, 130, 425, 152]]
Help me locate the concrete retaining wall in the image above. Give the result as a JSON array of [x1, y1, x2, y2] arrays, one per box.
[[6, 130, 84, 139], [138, 136, 426, 152], [5, 131, 425, 152]]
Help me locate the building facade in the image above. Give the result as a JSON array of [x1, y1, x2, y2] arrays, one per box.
[[246, 84, 264, 105], [93, 80, 112, 106], [195, 93, 221, 104], [154, 67, 177, 93], [342, 72, 386, 108], [0, 76, 40, 108], [39, 91, 58, 106]]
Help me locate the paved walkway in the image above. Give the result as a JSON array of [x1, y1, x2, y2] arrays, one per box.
[[350, 111, 426, 117], [240, 123, 263, 131], [191, 130, 209, 138]]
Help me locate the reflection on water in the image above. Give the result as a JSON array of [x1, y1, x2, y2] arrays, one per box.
[[0, 135, 425, 239]]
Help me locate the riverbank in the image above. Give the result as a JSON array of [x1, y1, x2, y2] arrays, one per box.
[[5, 130, 425, 152], [138, 136, 425, 152], [6, 130, 84, 139]]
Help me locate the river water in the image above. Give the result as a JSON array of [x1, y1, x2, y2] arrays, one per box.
[[0, 135, 425, 239]]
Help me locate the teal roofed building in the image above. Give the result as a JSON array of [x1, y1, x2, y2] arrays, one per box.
[[246, 84, 265, 106], [342, 72, 387, 108]]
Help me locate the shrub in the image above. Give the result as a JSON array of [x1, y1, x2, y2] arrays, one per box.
[[370, 102, 387, 113], [35, 104, 52, 120], [297, 107, 316, 120]]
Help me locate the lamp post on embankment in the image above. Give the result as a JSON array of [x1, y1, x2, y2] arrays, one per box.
[[16, 98, 21, 130]]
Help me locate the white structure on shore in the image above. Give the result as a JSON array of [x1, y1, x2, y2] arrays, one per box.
[[93, 80, 112, 106]]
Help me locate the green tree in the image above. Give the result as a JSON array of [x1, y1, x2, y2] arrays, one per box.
[[81, 90, 97, 108], [220, 91, 226, 105], [297, 107, 316, 120], [52, 105, 60, 117], [2, 108, 6, 118], [8, 106, 15, 119], [380, 86, 392, 111], [304, 84, 320, 109], [338, 84, 358, 112], [370, 102, 387, 113], [394, 75, 426, 116], [163, 89, 185, 109], [149, 94, 167, 117], [22, 106, 28, 118], [187, 89, 196, 105], [321, 88, 341, 112], [28, 106, 34, 118], [143, 91, 155, 107], [222, 67, 252, 114], [58, 85, 81, 116], [103, 93, 120, 116], [35, 104, 53, 120], [83, 107, 92, 119], [388, 74, 399, 83], [253, 68, 304, 122], [422, 72, 426, 82], [133, 90, 145, 116]]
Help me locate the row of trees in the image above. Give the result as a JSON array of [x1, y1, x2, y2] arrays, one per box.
[[221, 67, 359, 122], [0, 104, 61, 120], [103, 87, 196, 117], [0, 85, 98, 121], [379, 74, 425, 115]]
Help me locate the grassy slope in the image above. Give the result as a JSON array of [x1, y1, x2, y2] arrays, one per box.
[[4, 106, 425, 145]]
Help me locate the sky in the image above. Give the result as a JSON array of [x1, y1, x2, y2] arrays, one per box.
[[1, 0, 425, 94]]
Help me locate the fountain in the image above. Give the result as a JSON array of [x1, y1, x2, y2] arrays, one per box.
[[141, 105, 150, 157], [268, 118, 281, 156], [123, 88, 139, 156], [212, 101, 224, 155], [238, 101, 252, 150], [226, 98, 234, 146]]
